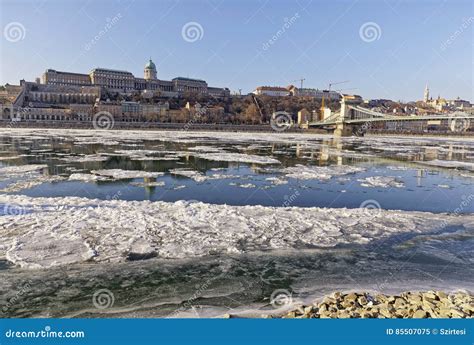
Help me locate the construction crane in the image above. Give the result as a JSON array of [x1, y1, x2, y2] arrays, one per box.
[[328, 80, 349, 91], [291, 78, 306, 89], [321, 81, 350, 119]]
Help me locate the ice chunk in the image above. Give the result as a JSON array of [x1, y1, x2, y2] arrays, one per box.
[[169, 169, 208, 183], [130, 181, 166, 187], [60, 154, 109, 163], [68, 173, 109, 182], [417, 159, 474, 171], [281, 164, 364, 180], [358, 176, 405, 188], [194, 152, 280, 165], [187, 146, 224, 153], [0, 194, 470, 269], [265, 177, 288, 185], [0, 164, 48, 175], [0, 175, 64, 192], [229, 182, 256, 188], [169, 169, 239, 183], [90, 169, 164, 179]]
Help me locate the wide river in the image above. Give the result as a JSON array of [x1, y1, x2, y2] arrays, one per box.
[[0, 129, 473, 317]]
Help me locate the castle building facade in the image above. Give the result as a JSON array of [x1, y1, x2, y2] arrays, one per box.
[[40, 59, 229, 98]]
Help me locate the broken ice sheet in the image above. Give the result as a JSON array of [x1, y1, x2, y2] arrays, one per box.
[[0, 194, 471, 269]]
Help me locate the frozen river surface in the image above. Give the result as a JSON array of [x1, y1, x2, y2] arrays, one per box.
[[0, 129, 473, 317]]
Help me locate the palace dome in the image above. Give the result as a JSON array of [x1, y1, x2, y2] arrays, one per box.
[[145, 59, 156, 70]]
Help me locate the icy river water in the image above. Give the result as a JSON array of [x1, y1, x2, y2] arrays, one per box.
[[0, 129, 473, 317]]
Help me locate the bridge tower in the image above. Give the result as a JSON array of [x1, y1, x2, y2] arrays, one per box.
[[334, 96, 353, 136]]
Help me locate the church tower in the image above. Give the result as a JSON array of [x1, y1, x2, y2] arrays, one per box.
[[144, 58, 157, 80], [423, 84, 430, 103]]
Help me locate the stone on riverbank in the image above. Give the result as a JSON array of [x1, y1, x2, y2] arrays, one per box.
[[276, 291, 473, 319]]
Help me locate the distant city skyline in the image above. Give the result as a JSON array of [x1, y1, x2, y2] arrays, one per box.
[[1, 0, 472, 101]]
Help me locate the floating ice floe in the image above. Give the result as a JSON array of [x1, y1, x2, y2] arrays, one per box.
[[265, 177, 288, 185], [169, 169, 208, 183], [0, 175, 65, 192], [68, 173, 109, 182], [187, 146, 224, 153], [281, 164, 364, 180], [90, 169, 164, 179], [131, 156, 180, 161], [112, 149, 183, 161], [0, 194, 472, 269], [0, 164, 48, 176], [74, 140, 120, 146], [130, 181, 166, 187], [114, 149, 163, 156], [169, 168, 239, 183], [417, 159, 474, 171], [60, 154, 109, 163], [0, 156, 21, 161], [229, 182, 256, 188], [358, 176, 405, 188], [193, 152, 280, 165]]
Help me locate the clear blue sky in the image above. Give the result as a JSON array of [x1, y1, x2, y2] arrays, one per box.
[[1, 0, 472, 101]]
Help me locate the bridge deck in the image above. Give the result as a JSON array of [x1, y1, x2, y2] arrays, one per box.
[[310, 114, 474, 126]]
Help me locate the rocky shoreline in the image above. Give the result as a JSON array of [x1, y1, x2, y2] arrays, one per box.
[[272, 291, 473, 319]]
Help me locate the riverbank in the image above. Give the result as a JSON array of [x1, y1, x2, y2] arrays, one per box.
[[266, 291, 473, 319], [1, 120, 473, 137]]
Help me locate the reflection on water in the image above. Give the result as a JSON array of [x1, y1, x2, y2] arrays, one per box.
[[0, 131, 474, 317], [0, 134, 473, 213]]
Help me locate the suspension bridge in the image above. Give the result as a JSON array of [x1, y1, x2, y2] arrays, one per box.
[[309, 95, 474, 136]]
